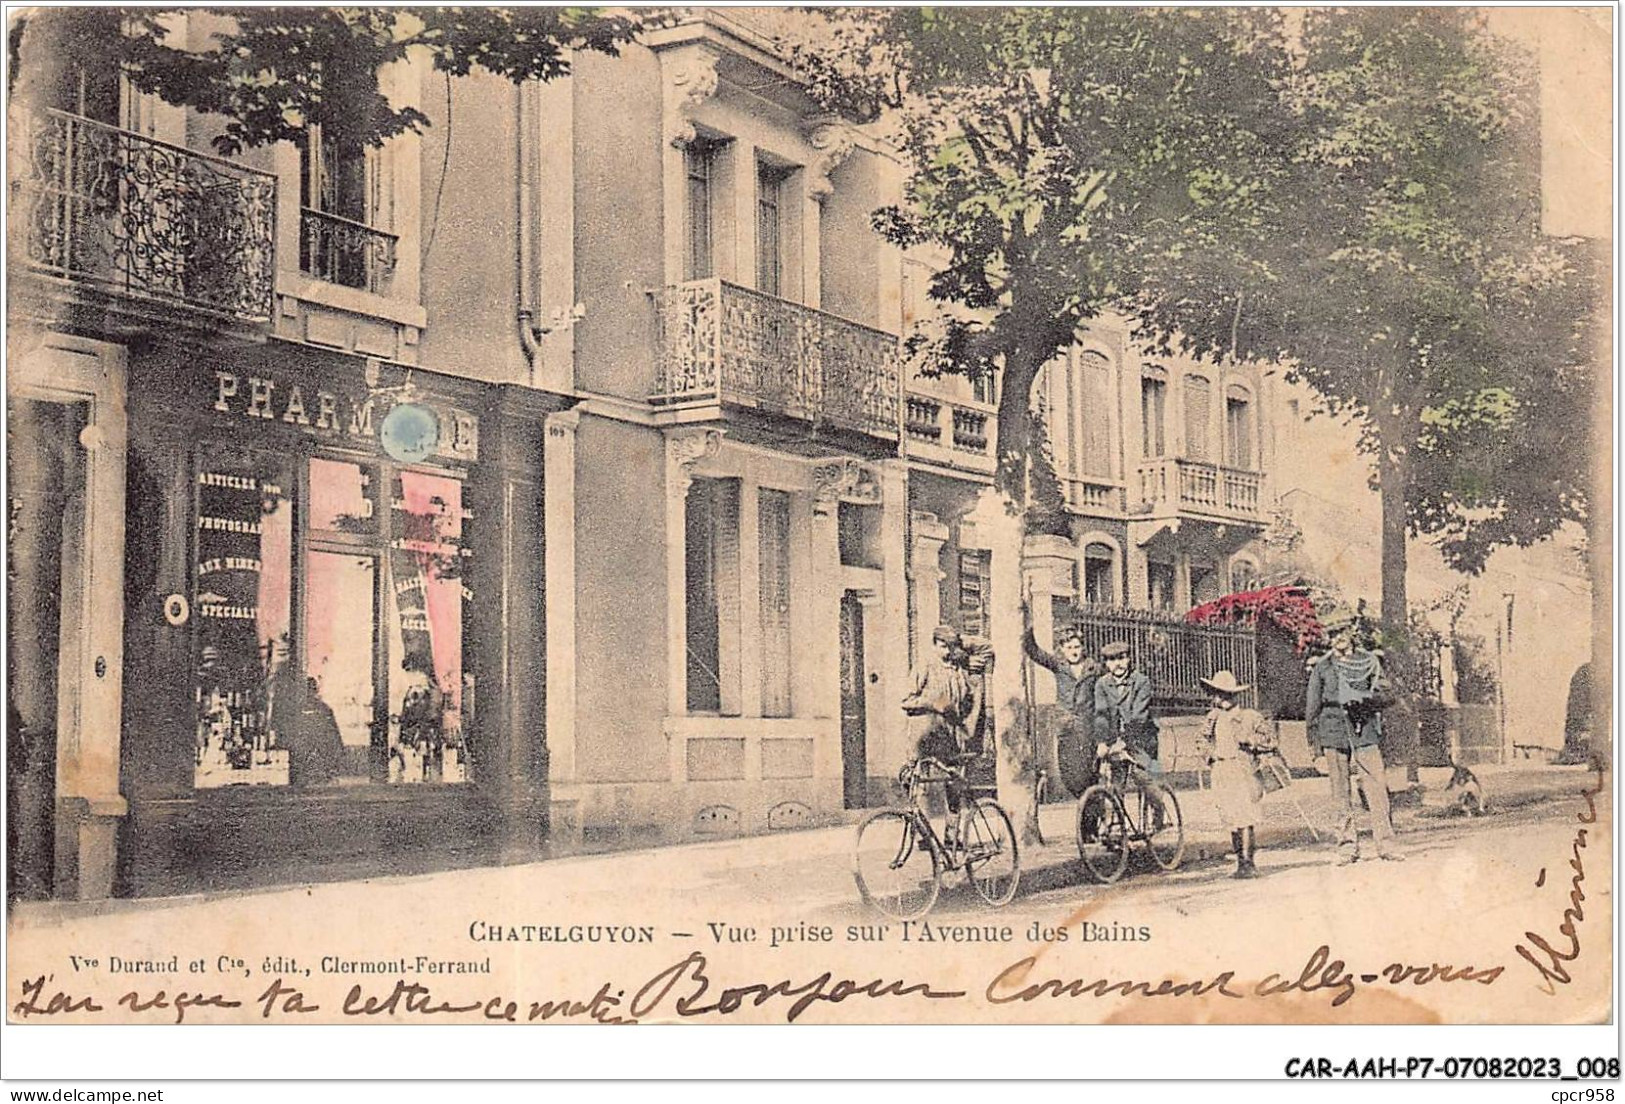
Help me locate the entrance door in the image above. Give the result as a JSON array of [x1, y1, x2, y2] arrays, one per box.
[[839, 592, 867, 808], [7, 335, 127, 900], [6, 399, 87, 899]]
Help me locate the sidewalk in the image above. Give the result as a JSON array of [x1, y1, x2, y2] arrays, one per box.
[[1027, 760, 1598, 873], [9, 762, 1597, 929]]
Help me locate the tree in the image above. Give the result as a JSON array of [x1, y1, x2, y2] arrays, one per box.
[[10, 7, 638, 154], [1139, 9, 1595, 776], [785, 9, 1297, 834]]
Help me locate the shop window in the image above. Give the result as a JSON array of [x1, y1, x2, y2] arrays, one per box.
[[1147, 560, 1175, 613], [759, 489, 793, 718], [193, 451, 472, 790], [193, 453, 295, 788], [1083, 542, 1116, 606]]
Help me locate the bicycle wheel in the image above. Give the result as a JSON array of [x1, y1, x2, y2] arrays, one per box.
[[1076, 785, 1129, 884], [1137, 781, 1185, 871], [964, 799, 1021, 907], [853, 810, 941, 920]]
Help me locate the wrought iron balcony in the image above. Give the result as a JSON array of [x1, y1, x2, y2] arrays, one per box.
[[300, 207, 397, 294], [13, 108, 277, 322], [652, 279, 901, 441], [1136, 457, 1262, 521]]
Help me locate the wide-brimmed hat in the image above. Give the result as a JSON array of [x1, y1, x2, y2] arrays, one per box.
[[931, 625, 962, 647], [1321, 608, 1358, 632], [1101, 641, 1131, 660], [1200, 670, 1249, 695]]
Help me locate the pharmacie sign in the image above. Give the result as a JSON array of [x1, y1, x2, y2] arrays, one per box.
[[210, 369, 478, 462]]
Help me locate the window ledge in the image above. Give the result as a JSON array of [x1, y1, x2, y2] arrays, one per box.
[[277, 272, 427, 330]]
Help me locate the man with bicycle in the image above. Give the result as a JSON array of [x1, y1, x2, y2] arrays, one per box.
[[901, 626, 981, 851], [1093, 641, 1158, 774]]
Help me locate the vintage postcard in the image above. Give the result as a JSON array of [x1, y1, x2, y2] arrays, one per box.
[[3, 2, 1616, 1054]]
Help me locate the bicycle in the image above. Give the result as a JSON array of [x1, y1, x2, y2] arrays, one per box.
[[853, 757, 1021, 920], [1075, 743, 1184, 883]]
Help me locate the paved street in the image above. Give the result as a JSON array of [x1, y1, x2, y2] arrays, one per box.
[[7, 761, 1610, 1025]]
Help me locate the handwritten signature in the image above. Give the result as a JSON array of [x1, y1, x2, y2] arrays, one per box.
[[1514, 758, 1606, 994]]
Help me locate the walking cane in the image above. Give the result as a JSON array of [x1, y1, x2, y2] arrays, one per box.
[[1264, 751, 1325, 842]]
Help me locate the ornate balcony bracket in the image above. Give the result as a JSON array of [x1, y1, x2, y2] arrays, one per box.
[[811, 457, 882, 515], [806, 121, 856, 202], [667, 427, 725, 495], [664, 46, 723, 150]]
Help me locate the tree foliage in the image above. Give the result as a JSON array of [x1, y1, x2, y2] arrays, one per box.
[[1139, 8, 1595, 575], [12, 7, 638, 154], [785, 8, 1297, 496]]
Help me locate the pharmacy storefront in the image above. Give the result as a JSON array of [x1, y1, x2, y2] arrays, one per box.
[[115, 343, 552, 896]]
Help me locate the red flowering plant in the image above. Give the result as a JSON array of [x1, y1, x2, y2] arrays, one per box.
[[1184, 585, 1327, 654]]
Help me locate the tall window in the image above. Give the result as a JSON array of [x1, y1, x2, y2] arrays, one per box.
[[759, 489, 793, 717], [1079, 350, 1114, 478], [1141, 374, 1167, 458], [1226, 386, 1254, 469], [684, 477, 739, 713], [1190, 562, 1220, 607], [958, 549, 992, 640], [1147, 560, 1175, 613], [1183, 374, 1212, 461], [1083, 542, 1116, 605], [756, 162, 788, 297], [685, 142, 718, 281], [299, 118, 380, 289], [1230, 558, 1260, 593]]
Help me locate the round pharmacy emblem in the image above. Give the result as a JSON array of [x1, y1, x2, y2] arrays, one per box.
[[381, 402, 440, 463]]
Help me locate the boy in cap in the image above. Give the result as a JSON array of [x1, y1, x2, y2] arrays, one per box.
[[1202, 670, 1274, 878], [1022, 612, 1100, 797], [1094, 641, 1158, 772], [1307, 609, 1403, 863]]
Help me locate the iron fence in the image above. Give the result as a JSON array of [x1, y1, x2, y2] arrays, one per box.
[[1053, 601, 1259, 714]]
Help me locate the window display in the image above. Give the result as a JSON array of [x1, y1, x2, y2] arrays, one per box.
[[193, 456, 293, 788], [193, 448, 471, 789]]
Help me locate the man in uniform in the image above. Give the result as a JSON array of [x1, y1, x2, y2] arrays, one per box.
[[1307, 609, 1404, 863]]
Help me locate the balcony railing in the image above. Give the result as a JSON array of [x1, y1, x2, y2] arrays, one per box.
[[300, 207, 397, 294], [13, 108, 277, 322], [902, 390, 998, 474], [653, 279, 901, 440], [1137, 457, 1262, 520], [1065, 478, 1127, 514]]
